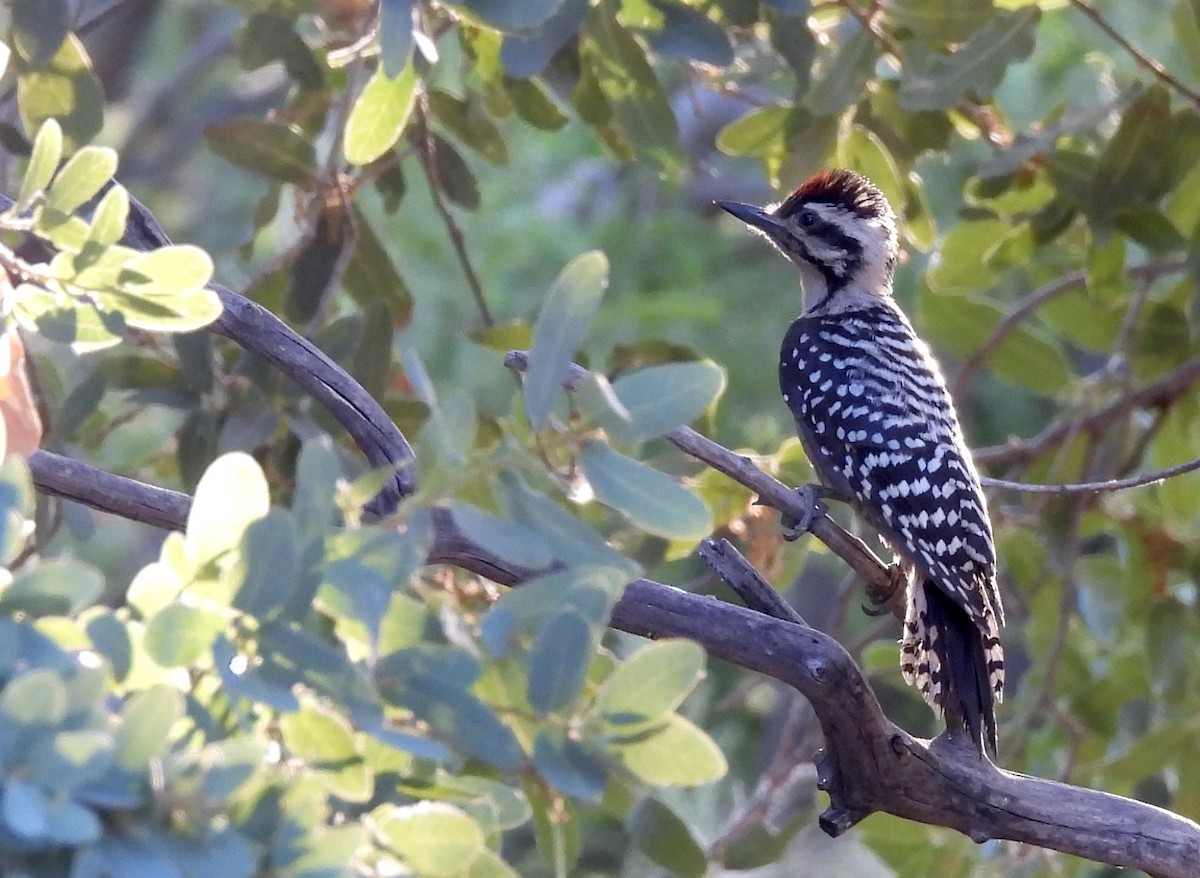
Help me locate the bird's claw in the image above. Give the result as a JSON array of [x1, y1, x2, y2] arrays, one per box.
[[863, 561, 908, 617], [780, 484, 825, 540]]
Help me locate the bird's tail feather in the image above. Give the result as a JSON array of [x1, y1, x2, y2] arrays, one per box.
[[900, 579, 1000, 756]]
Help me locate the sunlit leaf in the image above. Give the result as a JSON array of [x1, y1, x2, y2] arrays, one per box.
[[345, 64, 419, 166], [611, 714, 727, 786], [596, 639, 705, 723], [579, 440, 711, 540], [524, 251, 608, 430], [187, 452, 270, 564], [204, 118, 319, 184], [18, 118, 62, 206], [17, 34, 104, 150]]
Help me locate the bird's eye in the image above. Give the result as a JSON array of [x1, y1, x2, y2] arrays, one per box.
[[798, 209, 817, 228]]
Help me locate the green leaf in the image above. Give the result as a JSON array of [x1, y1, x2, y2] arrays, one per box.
[[428, 90, 508, 166], [611, 714, 727, 786], [380, 0, 416, 76], [397, 678, 525, 771], [496, 473, 639, 575], [465, 850, 521, 878], [18, 118, 62, 205], [607, 360, 725, 443], [532, 731, 608, 801], [11, 284, 125, 351], [919, 295, 1071, 395], [3, 778, 47, 840], [10, 0, 69, 67], [579, 440, 711, 540], [715, 105, 790, 157], [644, 2, 733, 66], [102, 287, 223, 333], [449, 501, 556, 571], [0, 558, 103, 617], [806, 24, 877, 116], [524, 251, 609, 430], [87, 184, 130, 246], [204, 118, 319, 184], [143, 603, 226, 666], [281, 708, 371, 802], [898, 8, 1039, 111], [344, 64, 419, 166], [431, 134, 480, 209], [115, 685, 184, 769], [1, 668, 65, 725], [881, 0, 997, 42], [925, 218, 1007, 292], [596, 639, 704, 724], [187, 452, 271, 564], [375, 802, 485, 878], [120, 245, 214, 298], [506, 77, 569, 130], [460, 0, 571, 31], [836, 125, 904, 214], [581, 1, 681, 170], [45, 145, 118, 215], [1094, 86, 1174, 211], [16, 33, 104, 150], [500, 0, 590, 78], [231, 509, 300, 620], [527, 608, 594, 714], [342, 207, 414, 325], [627, 798, 707, 878]]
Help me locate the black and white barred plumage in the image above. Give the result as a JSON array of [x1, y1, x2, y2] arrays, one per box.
[[718, 169, 1005, 755]]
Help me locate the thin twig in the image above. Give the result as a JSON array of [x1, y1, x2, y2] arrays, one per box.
[[699, 537, 808, 626], [1070, 0, 1200, 107], [951, 258, 1187, 400], [502, 349, 900, 605], [979, 453, 1200, 495], [414, 104, 495, 327], [975, 353, 1200, 467]]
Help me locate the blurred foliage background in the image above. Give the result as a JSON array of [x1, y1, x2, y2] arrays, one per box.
[[1, 0, 1200, 875]]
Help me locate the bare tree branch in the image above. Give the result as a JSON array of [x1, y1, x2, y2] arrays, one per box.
[[17, 197, 1200, 875], [1070, 0, 1200, 107], [975, 353, 1200, 467], [980, 453, 1200, 494], [950, 258, 1187, 400]]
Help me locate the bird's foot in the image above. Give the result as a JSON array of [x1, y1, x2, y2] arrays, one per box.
[[862, 561, 908, 616], [780, 483, 842, 540]]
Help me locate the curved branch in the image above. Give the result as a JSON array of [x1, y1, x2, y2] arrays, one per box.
[[975, 353, 1200, 467], [950, 258, 1187, 400], [25, 424, 1200, 876], [980, 452, 1200, 495], [502, 349, 902, 609], [429, 507, 1200, 877], [1069, 0, 1200, 108], [120, 196, 417, 516]]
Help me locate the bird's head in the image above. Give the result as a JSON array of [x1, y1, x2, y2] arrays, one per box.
[[717, 169, 899, 313]]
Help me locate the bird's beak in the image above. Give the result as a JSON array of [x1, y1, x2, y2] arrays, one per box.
[[715, 200, 787, 240]]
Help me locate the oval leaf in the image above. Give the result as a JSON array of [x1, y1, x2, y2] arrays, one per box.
[[609, 361, 725, 442], [376, 802, 485, 877], [596, 639, 704, 724], [187, 452, 271, 564], [611, 714, 727, 787], [579, 440, 710, 541], [527, 608, 594, 715], [344, 64, 419, 166], [524, 251, 608, 430]]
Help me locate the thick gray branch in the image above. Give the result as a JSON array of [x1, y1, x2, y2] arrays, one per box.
[[30, 450, 1199, 876]]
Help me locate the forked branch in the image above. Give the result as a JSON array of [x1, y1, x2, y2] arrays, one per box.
[[14, 200, 1200, 877]]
